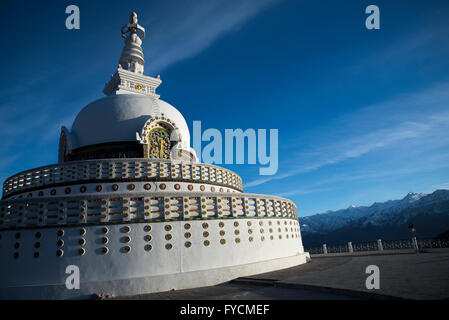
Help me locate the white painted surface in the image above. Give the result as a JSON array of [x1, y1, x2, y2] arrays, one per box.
[[0, 254, 308, 299], [0, 218, 306, 299], [70, 95, 190, 150]]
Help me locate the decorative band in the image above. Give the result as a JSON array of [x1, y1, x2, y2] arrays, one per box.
[[0, 215, 299, 232], [2, 177, 243, 200]]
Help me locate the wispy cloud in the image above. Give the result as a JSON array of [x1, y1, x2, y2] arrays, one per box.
[[347, 22, 449, 75], [277, 186, 338, 198], [143, 0, 280, 72], [245, 81, 449, 188], [277, 154, 449, 199], [432, 182, 449, 191]]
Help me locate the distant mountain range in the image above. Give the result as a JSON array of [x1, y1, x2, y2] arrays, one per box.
[[300, 189, 449, 248]]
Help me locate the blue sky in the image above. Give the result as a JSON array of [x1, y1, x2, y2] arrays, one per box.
[[1, 0, 449, 216]]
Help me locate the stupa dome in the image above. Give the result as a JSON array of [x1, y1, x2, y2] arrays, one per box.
[[56, 12, 197, 163], [70, 94, 191, 150]]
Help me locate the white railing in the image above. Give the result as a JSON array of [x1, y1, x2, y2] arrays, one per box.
[[2, 159, 243, 197], [0, 192, 297, 230]]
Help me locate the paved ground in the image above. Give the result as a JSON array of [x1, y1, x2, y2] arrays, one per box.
[[116, 249, 449, 300], [119, 282, 360, 300]]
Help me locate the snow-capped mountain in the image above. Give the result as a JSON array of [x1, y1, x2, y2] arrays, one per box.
[[301, 189, 449, 234]]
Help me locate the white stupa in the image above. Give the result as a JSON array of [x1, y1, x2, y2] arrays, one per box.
[[0, 13, 309, 299]]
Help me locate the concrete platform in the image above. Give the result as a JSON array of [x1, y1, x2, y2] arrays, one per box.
[[115, 249, 449, 300]]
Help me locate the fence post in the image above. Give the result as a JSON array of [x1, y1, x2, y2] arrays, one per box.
[[323, 244, 328, 254], [412, 237, 419, 253], [377, 239, 383, 251], [348, 242, 353, 253]]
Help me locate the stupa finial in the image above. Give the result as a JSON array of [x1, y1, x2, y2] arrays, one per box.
[[130, 12, 138, 24], [119, 12, 146, 74], [103, 12, 162, 97], [121, 12, 145, 39]]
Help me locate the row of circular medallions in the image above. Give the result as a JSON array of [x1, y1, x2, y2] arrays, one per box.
[[6, 182, 238, 200], [3, 169, 243, 197], [3, 220, 300, 259], [182, 220, 301, 247], [9, 231, 43, 259], [7, 225, 145, 259]]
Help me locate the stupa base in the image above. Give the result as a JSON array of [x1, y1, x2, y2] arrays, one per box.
[[0, 253, 309, 299]]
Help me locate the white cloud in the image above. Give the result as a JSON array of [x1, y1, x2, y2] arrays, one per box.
[[275, 156, 449, 199], [245, 81, 449, 188], [143, 0, 279, 72], [347, 23, 449, 75], [432, 182, 449, 190]]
